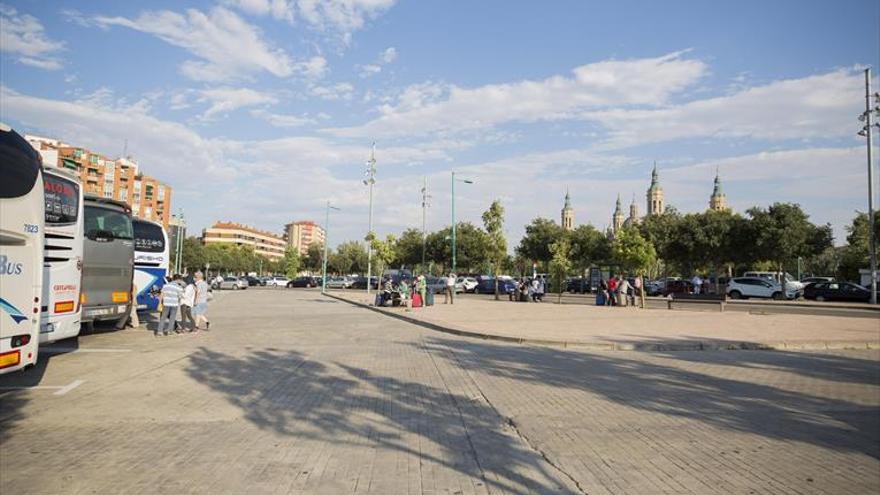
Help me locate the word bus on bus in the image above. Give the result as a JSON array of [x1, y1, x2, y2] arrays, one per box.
[[81, 196, 134, 330], [132, 218, 169, 312], [0, 124, 44, 374], [41, 167, 84, 343]]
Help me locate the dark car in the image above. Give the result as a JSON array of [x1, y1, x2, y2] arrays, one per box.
[[350, 276, 379, 290], [244, 276, 263, 287], [476, 277, 517, 295], [287, 276, 320, 288], [663, 280, 695, 297], [566, 277, 589, 294], [803, 281, 870, 302]]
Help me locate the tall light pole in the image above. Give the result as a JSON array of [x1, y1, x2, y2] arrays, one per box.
[[421, 176, 431, 267], [364, 142, 377, 299], [858, 68, 878, 305], [174, 209, 185, 274], [321, 201, 340, 295], [450, 171, 474, 274]]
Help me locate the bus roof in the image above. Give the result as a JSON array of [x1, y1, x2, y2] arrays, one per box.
[[132, 217, 164, 228], [43, 165, 81, 183], [83, 195, 132, 213]]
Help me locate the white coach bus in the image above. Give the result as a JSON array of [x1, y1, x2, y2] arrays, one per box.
[[0, 123, 44, 374], [40, 167, 84, 343], [132, 218, 169, 312]]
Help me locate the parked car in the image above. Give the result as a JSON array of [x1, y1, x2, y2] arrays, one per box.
[[803, 281, 870, 302], [743, 271, 805, 294], [244, 275, 263, 287], [265, 276, 290, 287], [350, 276, 379, 290], [644, 280, 663, 296], [456, 276, 478, 293], [566, 277, 589, 294], [287, 276, 320, 288], [218, 276, 248, 290], [801, 276, 834, 285], [662, 280, 694, 297], [726, 277, 791, 300], [325, 277, 354, 289], [475, 277, 517, 295]]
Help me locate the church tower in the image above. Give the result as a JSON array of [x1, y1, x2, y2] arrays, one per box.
[[612, 194, 624, 233], [709, 168, 728, 212], [646, 162, 665, 216], [624, 194, 640, 227], [561, 190, 574, 231]]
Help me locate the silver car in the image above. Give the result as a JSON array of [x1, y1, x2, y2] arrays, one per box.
[[325, 277, 353, 289], [219, 276, 248, 290]]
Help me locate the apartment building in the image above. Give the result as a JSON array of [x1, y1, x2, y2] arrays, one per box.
[[26, 135, 172, 229], [202, 221, 286, 261], [284, 220, 326, 256]]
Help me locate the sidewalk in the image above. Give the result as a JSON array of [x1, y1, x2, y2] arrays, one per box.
[[326, 291, 880, 351]]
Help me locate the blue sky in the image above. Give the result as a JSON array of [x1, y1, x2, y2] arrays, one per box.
[[1, 0, 878, 248]]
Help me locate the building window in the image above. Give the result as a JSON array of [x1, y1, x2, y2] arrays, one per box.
[[89, 154, 98, 164]]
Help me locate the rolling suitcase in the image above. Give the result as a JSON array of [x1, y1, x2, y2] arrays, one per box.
[[425, 290, 434, 306], [596, 292, 605, 306], [412, 293, 422, 308], [374, 294, 383, 307]]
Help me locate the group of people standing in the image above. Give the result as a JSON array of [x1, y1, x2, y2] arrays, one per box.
[[598, 274, 642, 307], [510, 277, 546, 302], [156, 271, 212, 337]]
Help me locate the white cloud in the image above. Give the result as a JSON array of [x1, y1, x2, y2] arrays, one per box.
[[380, 46, 397, 64], [198, 87, 277, 119], [587, 68, 865, 148], [0, 4, 64, 70], [223, 0, 295, 23], [296, 0, 396, 37], [328, 51, 708, 137], [250, 109, 315, 127], [309, 82, 354, 100], [358, 64, 382, 78], [92, 7, 294, 82], [294, 55, 329, 80]]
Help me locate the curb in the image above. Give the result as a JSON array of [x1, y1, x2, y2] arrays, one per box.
[[324, 292, 879, 352]]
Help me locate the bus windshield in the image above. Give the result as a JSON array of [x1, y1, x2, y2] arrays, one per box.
[[133, 221, 165, 253], [44, 174, 79, 225], [84, 206, 133, 240]]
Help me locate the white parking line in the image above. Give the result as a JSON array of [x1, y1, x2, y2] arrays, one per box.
[[0, 379, 85, 396]]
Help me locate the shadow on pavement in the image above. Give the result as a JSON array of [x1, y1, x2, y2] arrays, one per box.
[[420, 336, 880, 460], [184, 346, 572, 494]]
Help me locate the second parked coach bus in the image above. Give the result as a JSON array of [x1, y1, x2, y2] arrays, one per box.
[[40, 167, 84, 343], [0, 124, 44, 374], [132, 218, 169, 312], [81, 196, 134, 330]]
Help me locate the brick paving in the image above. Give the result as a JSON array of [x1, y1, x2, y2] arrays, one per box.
[[331, 290, 880, 349], [1, 288, 878, 494]]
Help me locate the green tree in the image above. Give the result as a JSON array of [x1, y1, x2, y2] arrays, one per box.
[[838, 210, 880, 281], [746, 203, 833, 282], [282, 247, 300, 279], [333, 241, 368, 275], [302, 243, 323, 273], [482, 200, 507, 299], [426, 223, 489, 273], [548, 238, 572, 303], [639, 206, 681, 277], [516, 218, 565, 270], [370, 234, 398, 277], [568, 224, 610, 272], [394, 228, 426, 268], [611, 226, 656, 308], [181, 237, 205, 273]]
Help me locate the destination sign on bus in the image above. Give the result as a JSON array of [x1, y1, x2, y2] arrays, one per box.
[[44, 175, 79, 225]]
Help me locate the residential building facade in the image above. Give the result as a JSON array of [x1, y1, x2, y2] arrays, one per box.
[[26, 135, 172, 229], [202, 221, 286, 260], [284, 220, 326, 256]]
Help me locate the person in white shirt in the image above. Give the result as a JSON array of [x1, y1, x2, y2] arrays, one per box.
[[180, 277, 197, 333], [691, 274, 702, 295], [444, 273, 456, 304]]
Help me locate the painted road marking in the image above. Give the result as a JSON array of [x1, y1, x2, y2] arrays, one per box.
[[41, 347, 133, 354], [0, 379, 85, 396]]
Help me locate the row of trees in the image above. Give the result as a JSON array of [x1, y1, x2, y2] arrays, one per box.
[[174, 202, 875, 286]]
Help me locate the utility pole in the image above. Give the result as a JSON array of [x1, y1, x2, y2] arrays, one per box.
[[174, 209, 184, 274], [421, 176, 430, 267], [450, 171, 474, 274], [859, 68, 878, 304], [364, 142, 376, 299]]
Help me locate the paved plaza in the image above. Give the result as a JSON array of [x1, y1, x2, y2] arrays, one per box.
[[331, 290, 880, 350], [1, 289, 878, 494]]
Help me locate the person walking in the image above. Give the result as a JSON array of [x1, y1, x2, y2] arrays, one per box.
[[537, 276, 545, 302], [192, 271, 212, 331], [416, 275, 427, 309], [617, 275, 632, 307], [633, 275, 643, 307], [444, 273, 455, 304], [180, 276, 197, 333], [529, 278, 539, 302], [157, 274, 183, 336], [607, 275, 617, 306], [399, 278, 412, 311], [598, 278, 608, 306], [691, 274, 703, 295]]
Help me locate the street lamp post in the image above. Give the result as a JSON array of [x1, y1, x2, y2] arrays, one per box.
[[859, 68, 878, 305], [364, 142, 377, 300], [421, 176, 431, 267], [321, 201, 340, 295], [176, 209, 185, 274], [450, 171, 474, 274]]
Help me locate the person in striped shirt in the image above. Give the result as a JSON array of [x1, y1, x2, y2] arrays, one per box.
[[157, 274, 183, 337]]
